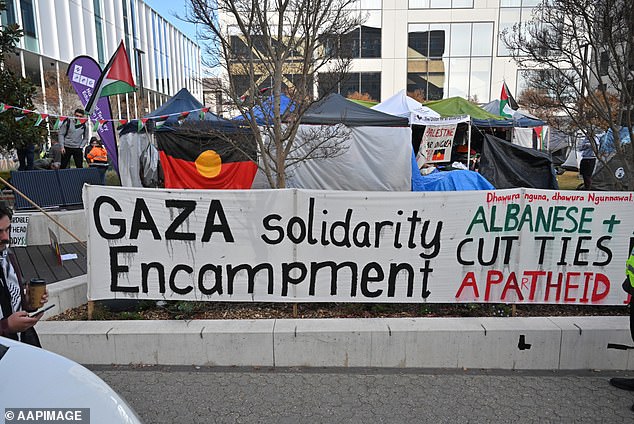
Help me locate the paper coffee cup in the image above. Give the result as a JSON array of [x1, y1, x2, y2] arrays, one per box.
[[26, 279, 46, 312]]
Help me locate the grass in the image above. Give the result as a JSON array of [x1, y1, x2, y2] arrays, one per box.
[[556, 170, 582, 190]]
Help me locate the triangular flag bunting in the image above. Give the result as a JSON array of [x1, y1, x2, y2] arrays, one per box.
[[154, 115, 169, 129], [178, 111, 190, 120], [14, 115, 25, 122], [33, 114, 43, 126], [78, 117, 88, 125], [1, 104, 12, 113], [137, 119, 144, 132], [118, 119, 128, 127], [99, 119, 107, 125], [93, 120, 101, 132], [53, 117, 62, 130], [21, 109, 31, 115], [85, 40, 136, 114]]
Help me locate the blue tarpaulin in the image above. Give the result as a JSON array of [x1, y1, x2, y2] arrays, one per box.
[[411, 149, 495, 191]]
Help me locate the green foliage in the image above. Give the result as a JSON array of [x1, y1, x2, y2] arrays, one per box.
[[0, 1, 46, 151]]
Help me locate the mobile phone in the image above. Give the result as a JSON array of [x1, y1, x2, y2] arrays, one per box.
[[27, 304, 55, 318]]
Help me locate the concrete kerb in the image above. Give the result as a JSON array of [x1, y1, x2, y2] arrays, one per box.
[[37, 278, 634, 370]]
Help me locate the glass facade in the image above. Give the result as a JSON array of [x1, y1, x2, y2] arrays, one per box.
[[18, 0, 38, 52], [318, 72, 381, 101], [407, 22, 493, 101], [498, 0, 539, 56], [409, 0, 474, 9], [93, 0, 105, 65]]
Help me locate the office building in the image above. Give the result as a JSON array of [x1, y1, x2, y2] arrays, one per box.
[[1, 0, 202, 118]]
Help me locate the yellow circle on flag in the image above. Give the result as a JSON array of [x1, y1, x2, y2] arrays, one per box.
[[195, 150, 222, 178]]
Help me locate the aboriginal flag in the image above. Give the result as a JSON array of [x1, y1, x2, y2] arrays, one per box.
[[157, 127, 258, 189]]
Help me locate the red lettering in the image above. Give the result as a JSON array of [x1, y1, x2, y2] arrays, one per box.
[[564, 272, 580, 302], [579, 272, 593, 303], [485, 270, 504, 301], [544, 271, 563, 302], [523, 270, 546, 301], [591, 273, 610, 302], [501, 272, 524, 301], [455, 272, 479, 300]]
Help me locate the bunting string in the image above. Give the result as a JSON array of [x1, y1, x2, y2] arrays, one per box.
[[0, 103, 212, 132]]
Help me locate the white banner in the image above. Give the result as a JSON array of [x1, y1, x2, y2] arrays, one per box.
[[417, 124, 458, 165], [85, 186, 634, 305]]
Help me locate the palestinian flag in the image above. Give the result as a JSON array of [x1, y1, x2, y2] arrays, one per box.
[[499, 82, 519, 118], [85, 41, 136, 114], [157, 131, 258, 189]]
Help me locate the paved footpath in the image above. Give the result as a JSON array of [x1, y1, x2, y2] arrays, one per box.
[[93, 366, 634, 423]]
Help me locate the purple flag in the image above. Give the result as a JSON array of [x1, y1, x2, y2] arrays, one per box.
[[67, 56, 119, 172]]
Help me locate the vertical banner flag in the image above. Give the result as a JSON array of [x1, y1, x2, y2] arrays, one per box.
[[67, 56, 119, 172], [417, 123, 457, 165], [84, 41, 136, 115], [499, 82, 519, 118]]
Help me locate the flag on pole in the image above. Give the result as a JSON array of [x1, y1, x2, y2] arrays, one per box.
[[85, 41, 136, 114], [499, 82, 519, 118]]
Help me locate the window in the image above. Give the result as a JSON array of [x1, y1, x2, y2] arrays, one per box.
[[408, 22, 493, 100], [498, 0, 539, 56], [93, 0, 105, 65], [409, 0, 473, 8], [318, 72, 381, 101], [2, 0, 16, 25], [19, 0, 36, 37], [339, 25, 382, 58]]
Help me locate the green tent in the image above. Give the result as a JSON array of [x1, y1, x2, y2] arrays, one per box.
[[424, 97, 505, 121]]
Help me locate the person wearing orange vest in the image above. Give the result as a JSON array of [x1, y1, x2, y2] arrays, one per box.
[[84, 137, 109, 184]]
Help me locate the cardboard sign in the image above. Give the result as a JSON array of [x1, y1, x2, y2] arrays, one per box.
[[417, 123, 457, 165], [10, 215, 29, 247]]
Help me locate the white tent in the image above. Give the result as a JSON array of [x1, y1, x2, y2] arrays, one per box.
[[372, 89, 440, 124], [254, 94, 413, 191]]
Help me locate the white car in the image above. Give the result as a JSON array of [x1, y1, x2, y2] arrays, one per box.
[[0, 337, 142, 423]]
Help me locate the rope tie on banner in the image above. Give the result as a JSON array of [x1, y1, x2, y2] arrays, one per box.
[[0, 176, 86, 249]]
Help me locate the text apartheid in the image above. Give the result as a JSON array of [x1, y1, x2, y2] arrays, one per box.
[[85, 186, 634, 305]]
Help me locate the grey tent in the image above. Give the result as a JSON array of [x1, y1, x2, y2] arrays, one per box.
[[254, 94, 413, 191]]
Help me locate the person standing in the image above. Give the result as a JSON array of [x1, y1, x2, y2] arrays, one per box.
[[577, 136, 597, 190], [59, 108, 89, 169], [84, 137, 109, 184], [16, 142, 35, 171], [0, 203, 48, 347]]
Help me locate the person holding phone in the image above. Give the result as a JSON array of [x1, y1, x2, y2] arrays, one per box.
[[0, 203, 48, 347]]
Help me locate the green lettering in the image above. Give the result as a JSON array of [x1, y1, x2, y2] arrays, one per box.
[[518, 205, 534, 232], [466, 206, 488, 235], [489, 205, 503, 232], [552, 206, 566, 232], [579, 208, 593, 233], [564, 207, 579, 233], [504, 204, 520, 231], [535, 206, 552, 232]]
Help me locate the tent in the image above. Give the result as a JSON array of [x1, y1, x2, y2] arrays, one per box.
[[481, 99, 545, 128], [423, 97, 512, 128], [479, 134, 558, 189], [236, 93, 294, 125], [272, 94, 413, 191], [371, 90, 440, 124], [118, 88, 257, 189]]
